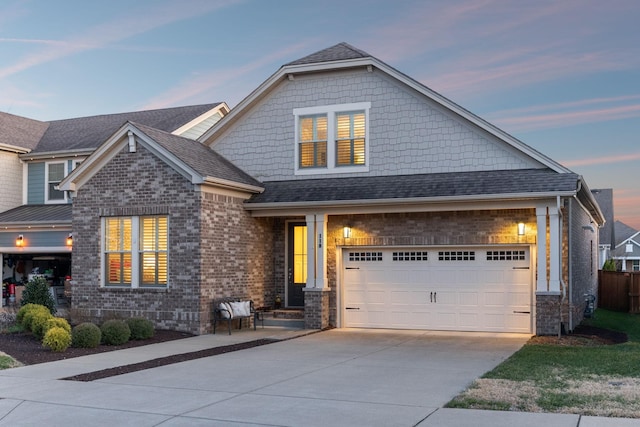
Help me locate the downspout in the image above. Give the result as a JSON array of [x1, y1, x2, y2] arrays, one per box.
[[567, 197, 573, 332], [558, 195, 564, 338]]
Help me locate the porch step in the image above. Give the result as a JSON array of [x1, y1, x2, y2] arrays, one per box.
[[271, 309, 305, 319], [261, 315, 305, 329]]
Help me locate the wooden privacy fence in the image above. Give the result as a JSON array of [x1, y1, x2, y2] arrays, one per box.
[[598, 271, 640, 313]]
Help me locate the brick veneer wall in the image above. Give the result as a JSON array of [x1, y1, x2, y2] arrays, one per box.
[[304, 289, 330, 329], [71, 144, 273, 334], [536, 294, 562, 335]]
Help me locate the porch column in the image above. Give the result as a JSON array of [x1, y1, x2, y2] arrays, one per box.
[[536, 207, 548, 292], [304, 213, 328, 289]]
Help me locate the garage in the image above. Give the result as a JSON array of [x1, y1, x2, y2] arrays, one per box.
[[342, 247, 532, 333]]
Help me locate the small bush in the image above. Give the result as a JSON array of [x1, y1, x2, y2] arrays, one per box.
[[20, 277, 56, 314], [17, 303, 47, 325], [126, 318, 155, 340], [42, 327, 72, 352], [72, 322, 102, 348], [100, 319, 131, 345], [44, 317, 71, 335], [21, 305, 51, 331], [31, 311, 53, 339]]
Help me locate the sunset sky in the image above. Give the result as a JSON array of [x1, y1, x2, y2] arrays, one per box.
[[1, 0, 638, 229]]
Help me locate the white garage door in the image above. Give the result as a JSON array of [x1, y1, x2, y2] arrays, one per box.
[[342, 247, 532, 333]]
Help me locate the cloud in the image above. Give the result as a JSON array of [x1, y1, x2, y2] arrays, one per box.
[[0, 0, 239, 79], [561, 152, 640, 168], [140, 41, 314, 110]]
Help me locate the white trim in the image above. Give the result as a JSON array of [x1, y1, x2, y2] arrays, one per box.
[[45, 161, 68, 204], [172, 103, 230, 136], [0, 246, 71, 253], [293, 102, 371, 175]]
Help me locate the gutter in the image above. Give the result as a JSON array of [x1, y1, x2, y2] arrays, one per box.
[[202, 176, 264, 194], [19, 148, 94, 161]]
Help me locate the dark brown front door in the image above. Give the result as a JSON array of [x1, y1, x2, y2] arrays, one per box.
[[287, 222, 306, 307]]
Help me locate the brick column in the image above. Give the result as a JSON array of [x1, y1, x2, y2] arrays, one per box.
[[303, 288, 330, 329], [536, 294, 562, 335]]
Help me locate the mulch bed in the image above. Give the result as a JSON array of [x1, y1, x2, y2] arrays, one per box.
[[529, 325, 628, 346]]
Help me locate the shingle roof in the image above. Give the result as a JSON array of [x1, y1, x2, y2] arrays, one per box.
[[0, 204, 71, 225], [132, 122, 262, 189], [32, 104, 222, 153], [285, 42, 371, 66], [247, 168, 579, 205], [0, 112, 49, 150], [614, 220, 639, 246], [591, 189, 615, 247]]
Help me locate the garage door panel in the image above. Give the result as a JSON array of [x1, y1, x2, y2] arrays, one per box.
[[343, 247, 532, 333]]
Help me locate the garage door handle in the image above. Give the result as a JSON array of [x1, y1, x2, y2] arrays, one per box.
[[512, 267, 530, 270], [513, 311, 531, 314], [346, 267, 360, 270], [430, 292, 436, 303], [346, 307, 360, 310]]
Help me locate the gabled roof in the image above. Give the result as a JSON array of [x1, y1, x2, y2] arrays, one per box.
[[247, 168, 580, 207], [612, 221, 640, 258], [0, 204, 71, 226], [59, 122, 263, 194], [285, 42, 371, 66], [591, 189, 615, 247], [29, 103, 225, 155], [614, 220, 639, 246], [0, 112, 49, 152]]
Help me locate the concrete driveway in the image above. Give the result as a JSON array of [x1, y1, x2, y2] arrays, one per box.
[[0, 329, 528, 426]]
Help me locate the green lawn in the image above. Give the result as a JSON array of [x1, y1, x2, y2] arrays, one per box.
[[447, 309, 640, 417]]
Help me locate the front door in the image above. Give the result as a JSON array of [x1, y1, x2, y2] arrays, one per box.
[[287, 222, 306, 307]]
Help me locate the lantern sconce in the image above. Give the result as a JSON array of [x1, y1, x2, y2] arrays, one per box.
[[517, 223, 525, 236], [16, 235, 24, 247], [66, 233, 73, 247], [343, 226, 352, 239]]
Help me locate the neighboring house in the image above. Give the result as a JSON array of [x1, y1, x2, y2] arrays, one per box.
[[591, 189, 615, 268], [611, 220, 640, 271], [0, 103, 229, 300], [60, 43, 604, 336]]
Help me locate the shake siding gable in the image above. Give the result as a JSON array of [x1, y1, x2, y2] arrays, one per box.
[[212, 68, 542, 181], [0, 152, 24, 212]]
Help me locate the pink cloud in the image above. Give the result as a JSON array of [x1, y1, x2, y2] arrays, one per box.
[[562, 152, 640, 168]]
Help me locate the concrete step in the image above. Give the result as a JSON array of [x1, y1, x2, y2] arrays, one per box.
[[271, 309, 305, 319], [261, 316, 305, 329]]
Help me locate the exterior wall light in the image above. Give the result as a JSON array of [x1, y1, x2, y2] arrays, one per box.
[[517, 223, 525, 236], [343, 226, 352, 239], [16, 235, 24, 247], [66, 233, 73, 247]]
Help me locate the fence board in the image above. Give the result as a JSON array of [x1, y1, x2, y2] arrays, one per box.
[[630, 274, 640, 314], [598, 271, 640, 313]]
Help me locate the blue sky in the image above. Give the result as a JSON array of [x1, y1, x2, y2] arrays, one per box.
[[1, 0, 639, 229]]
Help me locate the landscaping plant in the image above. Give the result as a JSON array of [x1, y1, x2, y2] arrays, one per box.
[[71, 322, 102, 348], [126, 317, 155, 340], [100, 319, 131, 345], [20, 277, 56, 314], [42, 327, 72, 352]]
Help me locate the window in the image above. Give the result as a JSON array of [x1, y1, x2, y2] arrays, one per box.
[[46, 162, 66, 202], [336, 111, 366, 166], [633, 260, 640, 272], [294, 102, 370, 175], [103, 216, 168, 287], [299, 115, 327, 168]]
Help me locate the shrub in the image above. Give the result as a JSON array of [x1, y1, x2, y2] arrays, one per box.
[[42, 327, 72, 352], [126, 318, 155, 340], [17, 303, 47, 325], [44, 317, 71, 335], [72, 322, 102, 348], [31, 311, 54, 339], [100, 319, 131, 345], [20, 277, 56, 314], [20, 304, 51, 331]]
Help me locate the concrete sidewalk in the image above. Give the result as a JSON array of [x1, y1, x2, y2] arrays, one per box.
[[0, 328, 636, 426]]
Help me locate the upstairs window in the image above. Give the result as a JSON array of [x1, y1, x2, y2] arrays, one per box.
[[46, 162, 66, 202], [336, 111, 366, 166], [299, 114, 327, 168], [294, 102, 370, 175]]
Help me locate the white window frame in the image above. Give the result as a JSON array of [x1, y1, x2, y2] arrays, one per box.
[[633, 259, 640, 272], [294, 102, 370, 175], [101, 216, 169, 288], [45, 161, 68, 204]]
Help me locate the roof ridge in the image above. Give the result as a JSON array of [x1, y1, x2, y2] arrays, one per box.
[[47, 103, 221, 124]]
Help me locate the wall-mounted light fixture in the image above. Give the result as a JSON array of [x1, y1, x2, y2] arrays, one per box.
[[15, 235, 24, 247], [517, 223, 525, 236], [343, 226, 352, 239], [66, 233, 73, 247]]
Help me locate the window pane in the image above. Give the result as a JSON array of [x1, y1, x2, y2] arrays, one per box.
[[336, 113, 351, 139], [107, 253, 122, 284], [352, 112, 365, 137], [335, 111, 366, 167], [157, 217, 168, 251], [300, 117, 314, 142], [353, 138, 365, 164], [139, 216, 168, 286], [48, 163, 64, 181], [48, 184, 65, 200], [293, 226, 307, 283], [336, 140, 352, 165], [316, 116, 327, 140]]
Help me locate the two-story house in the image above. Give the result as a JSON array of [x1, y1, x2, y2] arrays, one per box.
[[60, 43, 604, 336], [0, 103, 229, 303]]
